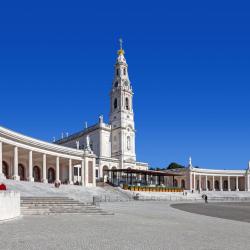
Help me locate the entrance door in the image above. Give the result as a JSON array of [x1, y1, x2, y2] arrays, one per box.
[[48, 168, 55, 183], [18, 164, 25, 181], [33, 166, 41, 182]]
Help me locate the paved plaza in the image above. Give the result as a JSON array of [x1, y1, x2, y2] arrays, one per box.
[[1, 201, 250, 250], [172, 202, 250, 223]]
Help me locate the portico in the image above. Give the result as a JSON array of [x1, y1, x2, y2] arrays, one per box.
[[0, 126, 96, 187], [189, 170, 247, 192]]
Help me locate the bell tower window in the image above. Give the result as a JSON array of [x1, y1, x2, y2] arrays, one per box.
[[125, 98, 129, 110], [115, 81, 118, 87], [123, 68, 126, 75], [116, 69, 119, 76], [114, 98, 118, 109]]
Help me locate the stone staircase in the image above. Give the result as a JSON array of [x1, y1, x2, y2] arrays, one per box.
[[21, 197, 113, 215]]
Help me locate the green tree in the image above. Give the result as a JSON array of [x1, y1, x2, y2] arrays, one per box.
[[167, 162, 185, 170]]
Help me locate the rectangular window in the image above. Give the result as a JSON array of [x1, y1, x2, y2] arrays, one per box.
[[96, 169, 99, 178]]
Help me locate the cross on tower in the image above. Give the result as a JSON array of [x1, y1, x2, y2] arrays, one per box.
[[119, 38, 123, 50]]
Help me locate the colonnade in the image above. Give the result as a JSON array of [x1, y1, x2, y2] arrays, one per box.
[[0, 139, 96, 187], [189, 172, 244, 191]]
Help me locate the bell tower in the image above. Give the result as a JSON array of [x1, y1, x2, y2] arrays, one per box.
[[109, 39, 136, 167]]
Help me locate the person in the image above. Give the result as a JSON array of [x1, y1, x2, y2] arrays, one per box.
[[205, 195, 208, 203]]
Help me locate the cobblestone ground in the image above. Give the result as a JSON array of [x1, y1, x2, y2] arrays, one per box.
[[1, 201, 250, 250]]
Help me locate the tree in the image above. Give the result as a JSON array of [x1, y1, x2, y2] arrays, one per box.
[[167, 162, 185, 170]]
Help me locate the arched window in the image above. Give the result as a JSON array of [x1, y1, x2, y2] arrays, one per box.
[[125, 98, 129, 110], [116, 69, 119, 76], [123, 68, 126, 75], [127, 136, 131, 150], [114, 98, 117, 109], [115, 81, 118, 87]]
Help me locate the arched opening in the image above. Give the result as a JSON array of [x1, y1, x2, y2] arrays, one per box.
[[114, 98, 117, 109], [123, 68, 126, 75], [102, 165, 109, 182], [125, 97, 129, 110], [2, 161, 9, 179], [33, 166, 41, 182], [115, 81, 118, 87], [181, 179, 185, 189], [207, 180, 211, 190], [18, 164, 25, 181], [215, 180, 219, 190], [173, 179, 178, 187], [48, 168, 55, 183], [223, 180, 228, 191]]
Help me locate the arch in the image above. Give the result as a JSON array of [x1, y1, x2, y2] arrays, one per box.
[[48, 167, 55, 183], [125, 97, 129, 110], [215, 180, 219, 190], [114, 98, 117, 109], [173, 179, 178, 187], [223, 180, 228, 190], [207, 180, 211, 190], [18, 164, 25, 181], [102, 165, 109, 182], [181, 179, 185, 189], [33, 166, 41, 182], [2, 161, 9, 179]]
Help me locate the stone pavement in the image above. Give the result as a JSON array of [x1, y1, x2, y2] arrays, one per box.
[[1, 201, 250, 250]]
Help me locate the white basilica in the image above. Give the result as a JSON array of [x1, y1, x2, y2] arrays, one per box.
[[0, 41, 250, 192], [55, 41, 148, 181]]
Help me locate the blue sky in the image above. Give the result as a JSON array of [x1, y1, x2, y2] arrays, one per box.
[[0, 1, 250, 169]]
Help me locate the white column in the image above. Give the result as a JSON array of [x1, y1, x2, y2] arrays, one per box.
[[84, 157, 88, 186], [199, 175, 201, 191], [69, 159, 73, 184], [28, 151, 34, 182], [0, 141, 5, 179], [13, 146, 20, 180], [56, 156, 60, 182], [193, 173, 196, 191], [81, 160, 85, 186], [205, 175, 208, 191], [220, 176, 223, 191], [236, 176, 239, 191], [189, 172, 192, 190], [212, 176, 215, 191], [42, 154, 47, 183], [228, 176, 231, 191]]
